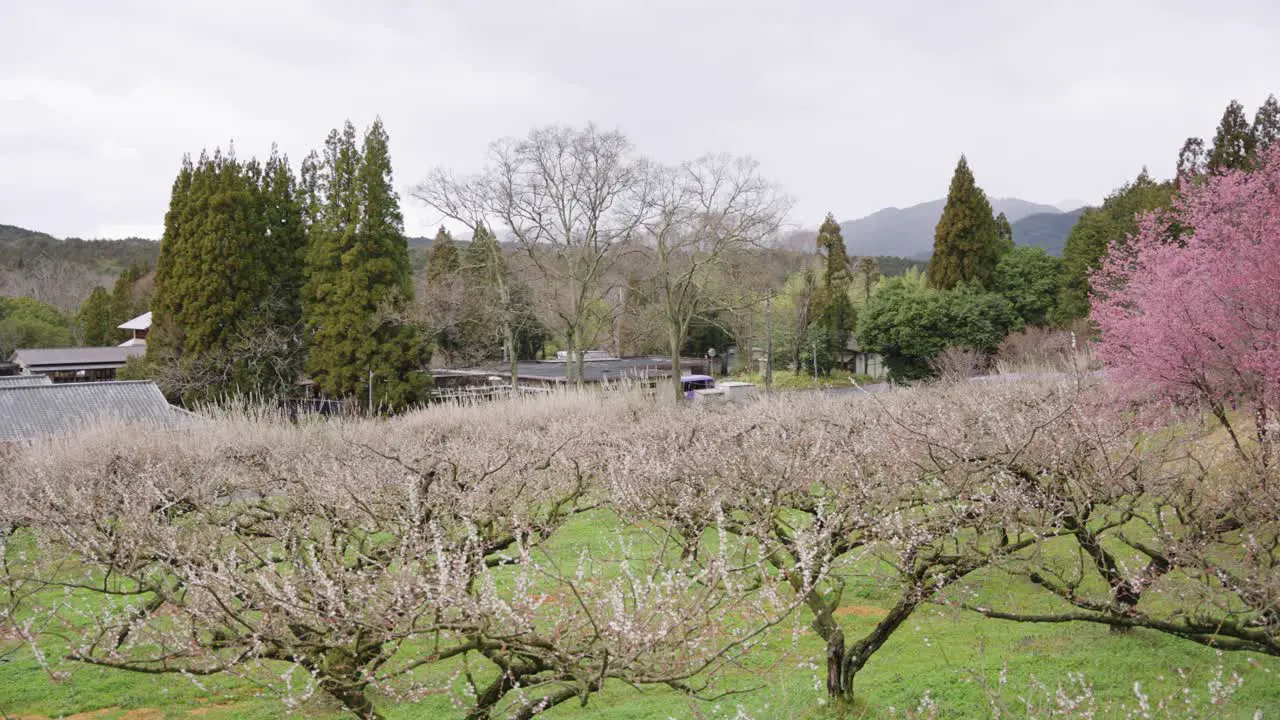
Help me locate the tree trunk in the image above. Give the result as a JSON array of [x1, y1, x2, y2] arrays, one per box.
[[825, 627, 845, 697], [835, 595, 920, 699], [670, 326, 684, 403], [504, 322, 519, 390]]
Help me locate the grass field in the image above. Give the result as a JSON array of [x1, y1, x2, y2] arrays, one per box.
[[3, 509, 1277, 719]]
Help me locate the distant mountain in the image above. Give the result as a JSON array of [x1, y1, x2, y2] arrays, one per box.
[[1054, 198, 1091, 213], [814, 197, 1061, 260], [1010, 208, 1088, 256], [0, 224, 160, 271]]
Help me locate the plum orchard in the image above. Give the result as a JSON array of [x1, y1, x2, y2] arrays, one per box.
[[3, 378, 1277, 716]]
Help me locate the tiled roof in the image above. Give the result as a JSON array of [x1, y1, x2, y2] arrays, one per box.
[[0, 375, 53, 387], [0, 380, 189, 442], [117, 311, 152, 331], [9, 346, 146, 371]]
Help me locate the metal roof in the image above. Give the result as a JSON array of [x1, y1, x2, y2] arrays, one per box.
[[0, 380, 189, 442], [9, 346, 146, 371], [0, 375, 53, 387], [117, 311, 152, 331]]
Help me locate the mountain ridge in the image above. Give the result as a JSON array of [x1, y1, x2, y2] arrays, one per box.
[[781, 197, 1081, 258]]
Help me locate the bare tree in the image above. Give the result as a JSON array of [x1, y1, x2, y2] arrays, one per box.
[[0, 257, 112, 314], [636, 155, 789, 401], [611, 377, 1186, 704], [413, 125, 646, 383], [10, 395, 817, 719]]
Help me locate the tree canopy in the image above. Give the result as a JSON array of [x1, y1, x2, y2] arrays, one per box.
[[302, 119, 430, 411], [927, 155, 1002, 290], [1053, 170, 1174, 325]]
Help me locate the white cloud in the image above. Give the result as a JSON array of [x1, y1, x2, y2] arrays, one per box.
[[3, 0, 1280, 239]]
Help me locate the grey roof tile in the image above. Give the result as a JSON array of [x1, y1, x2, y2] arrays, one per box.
[[0, 375, 53, 387], [8, 346, 146, 370], [0, 380, 189, 442]]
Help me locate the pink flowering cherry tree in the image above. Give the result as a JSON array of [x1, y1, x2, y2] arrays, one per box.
[[1092, 145, 1280, 468]]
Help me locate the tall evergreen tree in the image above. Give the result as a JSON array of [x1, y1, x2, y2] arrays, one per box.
[[1253, 94, 1280, 158], [1207, 100, 1255, 173], [78, 286, 116, 346], [994, 212, 1014, 254], [303, 119, 429, 411], [927, 155, 1000, 290], [151, 147, 306, 403], [426, 226, 460, 282], [149, 155, 195, 358], [259, 146, 306, 331], [814, 213, 855, 364]]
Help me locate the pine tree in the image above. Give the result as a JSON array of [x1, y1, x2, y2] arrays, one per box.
[[1253, 94, 1280, 158], [78, 286, 116, 346], [927, 155, 1001, 290], [426, 226, 460, 282], [1208, 100, 1255, 173], [303, 119, 429, 411]]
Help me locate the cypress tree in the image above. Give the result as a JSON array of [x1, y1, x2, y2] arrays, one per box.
[[260, 146, 306, 331], [303, 119, 429, 411], [1208, 100, 1255, 173], [150, 155, 195, 359], [928, 155, 1000, 290], [78, 286, 116, 346], [151, 146, 305, 402], [814, 213, 855, 363], [426, 226, 460, 282], [994, 212, 1014, 254], [1253, 94, 1280, 158]]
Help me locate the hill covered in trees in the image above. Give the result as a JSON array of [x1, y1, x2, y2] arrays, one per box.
[[781, 197, 1065, 259], [1011, 207, 1088, 255]]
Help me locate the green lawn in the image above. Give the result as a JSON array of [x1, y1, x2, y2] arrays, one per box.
[[3, 510, 1277, 719]]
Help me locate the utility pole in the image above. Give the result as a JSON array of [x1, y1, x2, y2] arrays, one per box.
[[764, 290, 774, 392], [368, 365, 374, 415]]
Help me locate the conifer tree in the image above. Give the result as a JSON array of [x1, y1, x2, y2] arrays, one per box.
[[1253, 94, 1280, 158], [110, 262, 149, 339], [149, 156, 195, 358], [927, 155, 1000, 290], [151, 147, 306, 403], [78, 286, 116, 346], [1208, 100, 1255, 173], [426, 226, 460, 283], [994, 212, 1014, 253], [814, 213, 855, 364], [303, 119, 429, 411], [1053, 169, 1174, 325], [259, 146, 306, 332]]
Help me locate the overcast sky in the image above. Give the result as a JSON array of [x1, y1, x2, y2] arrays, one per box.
[[3, 0, 1278, 240]]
